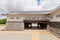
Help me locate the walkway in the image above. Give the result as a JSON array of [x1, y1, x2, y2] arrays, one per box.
[[0, 29, 59, 40]]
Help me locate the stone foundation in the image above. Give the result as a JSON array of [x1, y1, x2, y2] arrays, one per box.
[[48, 22, 60, 38], [5, 21, 24, 31], [4, 21, 60, 38]]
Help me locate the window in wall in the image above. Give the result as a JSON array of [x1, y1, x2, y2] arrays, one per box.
[[29, 17, 31, 19], [16, 17, 20, 19], [25, 17, 27, 19], [51, 16, 53, 19], [25, 17, 29, 20], [56, 15, 59, 18], [37, 17, 39, 20], [59, 14, 60, 17], [11, 17, 14, 19], [32, 17, 35, 20]]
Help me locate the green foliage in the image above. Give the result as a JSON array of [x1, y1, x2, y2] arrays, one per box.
[[0, 19, 6, 24]]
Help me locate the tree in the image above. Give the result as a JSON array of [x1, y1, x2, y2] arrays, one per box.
[[0, 19, 6, 24]]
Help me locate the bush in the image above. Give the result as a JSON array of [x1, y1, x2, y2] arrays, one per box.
[[0, 19, 6, 24]]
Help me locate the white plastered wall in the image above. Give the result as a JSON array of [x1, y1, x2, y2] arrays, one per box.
[[7, 14, 49, 21], [49, 9, 60, 22]]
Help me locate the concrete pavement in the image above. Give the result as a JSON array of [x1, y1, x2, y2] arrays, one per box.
[[0, 26, 60, 40]]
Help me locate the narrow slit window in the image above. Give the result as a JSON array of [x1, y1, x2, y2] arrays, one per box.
[[16, 17, 20, 19], [56, 15, 58, 18], [11, 17, 14, 19]]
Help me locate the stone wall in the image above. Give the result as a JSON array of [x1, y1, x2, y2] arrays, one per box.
[[48, 22, 60, 38], [5, 21, 24, 31]]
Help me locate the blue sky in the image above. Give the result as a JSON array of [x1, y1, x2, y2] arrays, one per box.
[[0, 0, 60, 19]]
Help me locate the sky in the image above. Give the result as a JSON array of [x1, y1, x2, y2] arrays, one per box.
[[0, 0, 60, 19]]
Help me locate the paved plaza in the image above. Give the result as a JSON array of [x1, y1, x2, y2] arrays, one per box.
[[0, 26, 60, 40]]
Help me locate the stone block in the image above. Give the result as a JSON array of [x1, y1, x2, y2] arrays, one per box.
[[4, 21, 24, 31]]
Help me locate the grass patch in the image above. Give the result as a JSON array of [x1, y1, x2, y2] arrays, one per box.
[[0, 24, 6, 26]]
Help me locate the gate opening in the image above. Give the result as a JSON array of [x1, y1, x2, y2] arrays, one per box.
[[24, 20, 48, 30]]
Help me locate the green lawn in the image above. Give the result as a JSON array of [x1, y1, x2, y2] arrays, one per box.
[[0, 24, 6, 26]]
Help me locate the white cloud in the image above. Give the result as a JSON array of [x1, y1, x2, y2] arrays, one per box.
[[0, 0, 60, 13], [0, 0, 60, 19], [6, 0, 60, 11]]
